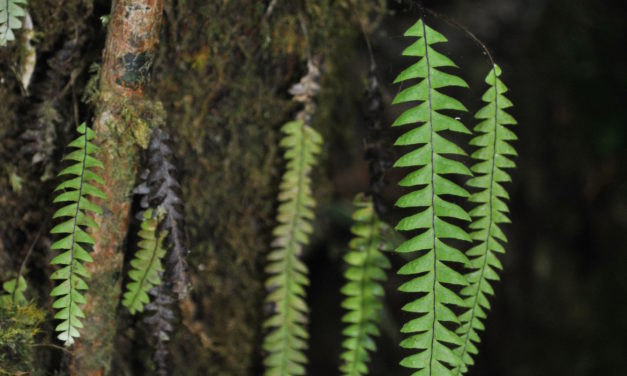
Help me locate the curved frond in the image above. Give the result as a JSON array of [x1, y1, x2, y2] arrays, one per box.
[[49, 122, 105, 346], [391, 19, 472, 375], [340, 194, 392, 376], [263, 119, 323, 376], [122, 208, 167, 315], [0, 276, 27, 307], [456, 64, 518, 374], [0, 0, 27, 46]]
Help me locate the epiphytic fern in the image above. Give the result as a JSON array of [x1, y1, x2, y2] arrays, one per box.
[[0, 0, 27, 46], [339, 194, 392, 376], [131, 128, 185, 375], [456, 64, 517, 374], [135, 128, 189, 300], [0, 277, 27, 307], [122, 208, 167, 315], [263, 118, 323, 376], [49, 122, 105, 346], [392, 19, 473, 374]]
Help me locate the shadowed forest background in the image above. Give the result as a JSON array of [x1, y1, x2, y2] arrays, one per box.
[[0, 0, 625, 375]]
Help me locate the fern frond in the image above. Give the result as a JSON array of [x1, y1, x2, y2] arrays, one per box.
[[0, 0, 27, 46], [456, 64, 517, 374], [0, 276, 27, 307], [391, 19, 473, 374], [49, 122, 105, 346], [263, 119, 323, 376], [138, 128, 189, 300], [122, 208, 167, 315], [340, 194, 392, 376]]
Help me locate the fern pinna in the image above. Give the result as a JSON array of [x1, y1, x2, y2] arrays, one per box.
[[456, 65, 517, 374], [263, 118, 322, 376], [122, 208, 167, 315], [340, 194, 391, 376], [49, 122, 105, 346], [391, 19, 473, 374], [0, 0, 27, 46]]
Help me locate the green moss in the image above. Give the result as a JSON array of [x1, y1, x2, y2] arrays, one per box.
[[0, 303, 45, 374]]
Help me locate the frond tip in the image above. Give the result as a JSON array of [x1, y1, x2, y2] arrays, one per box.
[[392, 19, 472, 375], [456, 64, 518, 375], [340, 194, 392, 376], [263, 119, 323, 376], [122, 208, 167, 315], [49, 122, 105, 346]]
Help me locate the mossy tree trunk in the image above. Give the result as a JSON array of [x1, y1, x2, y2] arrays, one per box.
[[70, 0, 164, 374]]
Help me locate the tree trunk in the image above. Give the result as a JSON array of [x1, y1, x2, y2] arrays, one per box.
[[70, 0, 163, 374]]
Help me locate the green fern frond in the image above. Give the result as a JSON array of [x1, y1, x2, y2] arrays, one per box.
[[0, 0, 27, 46], [0, 277, 27, 307], [392, 19, 473, 374], [340, 194, 392, 376], [456, 64, 517, 374], [263, 119, 323, 376], [49, 122, 106, 347], [122, 208, 167, 315]]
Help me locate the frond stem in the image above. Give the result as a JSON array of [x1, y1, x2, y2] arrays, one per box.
[[421, 20, 438, 375]]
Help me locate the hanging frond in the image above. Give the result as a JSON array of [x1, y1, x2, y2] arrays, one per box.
[[456, 64, 518, 374], [0, 277, 27, 307], [363, 62, 393, 215], [391, 19, 472, 374], [144, 282, 175, 376], [122, 208, 167, 315], [49, 122, 105, 346], [263, 118, 323, 376], [137, 128, 189, 300], [0, 0, 27, 46], [339, 194, 392, 376]]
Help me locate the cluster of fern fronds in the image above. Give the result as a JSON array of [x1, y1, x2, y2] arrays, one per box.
[[26, 11, 518, 376], [127, 128, 189, 375], [389, 19, 518, 375]]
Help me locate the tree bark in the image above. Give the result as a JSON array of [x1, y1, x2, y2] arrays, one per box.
[[70, 0, 163, 374]]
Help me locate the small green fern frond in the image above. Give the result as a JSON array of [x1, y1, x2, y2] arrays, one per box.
[[122, 208, 167, 315], [456, 64, 517, 374], [0, 0, 27, 46], [49, 122, 105, 347], [392, 19, 473, 375], [0, 277, 27, 307], [340, 194, 392, 376], [263, 119, 323, 376]]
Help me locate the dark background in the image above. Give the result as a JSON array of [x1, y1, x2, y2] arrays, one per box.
[[307, 1, 627, 375]]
